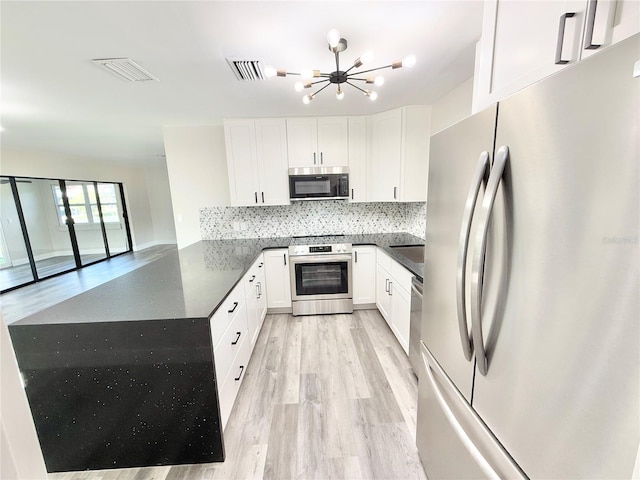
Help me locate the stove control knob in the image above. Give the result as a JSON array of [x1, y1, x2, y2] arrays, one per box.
[[337, 245, 344, 253]]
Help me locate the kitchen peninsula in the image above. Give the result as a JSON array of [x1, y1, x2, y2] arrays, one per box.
[[8, 232, 424, 473]]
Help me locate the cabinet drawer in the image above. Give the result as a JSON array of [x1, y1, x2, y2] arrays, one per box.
[[391, 261, 414, 292], [218, 328, 251, 430], [214, 301, 248, 386], [243, 254, 265, 295], [210, 284, 245, 349]]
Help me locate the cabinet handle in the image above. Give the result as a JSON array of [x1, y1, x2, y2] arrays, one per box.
[[351, 188, 354, 200], [262, 192, 265, 203], [313, 152, 317, 164], [584, 0, 601, 50], [385, 278, 389, 293], [555, 12, 576, 65], [389, 281, 393, 296], [254, 192, 258, 204], [249, 275, 256, 283], [257, 282, 262, 298], [258, 262, 263, 268], [234, 365, 245, 381], [228, 302, 238, 313], [354, 251, 358, 263], [231, 331, 241, 345], [320, 152, 324, 164], [393, 186, 397, 199], [284, 253, 287, 265]]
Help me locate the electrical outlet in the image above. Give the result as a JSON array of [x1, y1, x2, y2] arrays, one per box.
[[233, 221, 240, 231]]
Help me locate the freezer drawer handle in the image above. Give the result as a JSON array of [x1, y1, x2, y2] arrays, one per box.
[[584, 0, 602, 50], [421, 342, 527, 480], [555, 12, 576, 64], [471, 145, 509, 376], [456, 151, 490, 361]]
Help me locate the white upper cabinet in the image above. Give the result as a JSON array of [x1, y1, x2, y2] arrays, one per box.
[[473, 0, 639, 112], [347, 116, 367, 202], [579, 0, 640, 60], [368, 106, 430, 203], [287, 117, 348, 167], [225, 118, 290, 207], [369, 109, 402, 202]]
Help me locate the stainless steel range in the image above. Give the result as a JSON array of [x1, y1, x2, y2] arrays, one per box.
[[288, 236, 353, 316]]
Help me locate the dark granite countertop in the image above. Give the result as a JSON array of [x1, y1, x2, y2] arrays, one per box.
[[13, 233, 424, 326]]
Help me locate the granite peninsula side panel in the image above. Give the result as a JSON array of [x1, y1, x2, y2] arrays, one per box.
[[9, 318, 223, 472]]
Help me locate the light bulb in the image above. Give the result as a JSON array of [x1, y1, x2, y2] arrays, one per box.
[[369, 91, 378, 101], [327, 29, 341, 49], [294, 81, 304, 92], [402, 54, 416, 68], [361, 51, 374, 65], [301, 69, 314, 80], [336, 87, 344, 100], [264, 66, 277, 78], [374, 76, 385, 86], [303, 94, 313, 104]]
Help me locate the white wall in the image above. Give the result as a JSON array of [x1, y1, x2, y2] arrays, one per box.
[[1, 315, 48, 479], [163, 126, 230, 248], [430, 76, 474, 135], [145, 162, 177, 245], [0, 148, 176, 250]]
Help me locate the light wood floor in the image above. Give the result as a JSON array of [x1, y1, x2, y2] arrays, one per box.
[[48, 310, 427, 480]]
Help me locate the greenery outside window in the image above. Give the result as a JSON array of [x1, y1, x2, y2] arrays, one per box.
[[52, 183, 120, 226]]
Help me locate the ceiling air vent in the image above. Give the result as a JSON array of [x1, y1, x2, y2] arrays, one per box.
[[226, 59, 265, 81], [92, 58, 158, 82]]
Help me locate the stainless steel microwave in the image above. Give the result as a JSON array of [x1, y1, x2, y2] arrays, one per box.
[[288, 167, 349, 201]]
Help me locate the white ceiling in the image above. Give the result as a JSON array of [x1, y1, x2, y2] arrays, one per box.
[[1, 1, 484, 166]]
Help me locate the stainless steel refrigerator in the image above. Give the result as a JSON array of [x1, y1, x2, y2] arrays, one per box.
[[417, 33, 639, 479]]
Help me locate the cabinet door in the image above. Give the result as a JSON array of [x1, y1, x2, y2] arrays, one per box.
[[246, 282, 259, 347], [389, 280, 410, 354], [369, 109, 402, 202], [263, 249, 292, 309], [224, 120, 261, 206], [353, 246, 376, 305], [255, 119, 290, 206], [580, 0, 640, 60], [376, 264, 392, 324], [473, 0, 587, 112], [286, 118, 318, 167], [348, 116, 367, 202], [399, 106, 430, 202], [317, 117, 348, 166]]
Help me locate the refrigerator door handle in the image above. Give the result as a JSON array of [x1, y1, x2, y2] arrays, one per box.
[[421, 342, 527, 480], [471, 145, 509, 376], [456, 151, 490, 361]]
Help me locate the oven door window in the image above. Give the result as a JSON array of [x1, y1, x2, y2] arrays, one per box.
[[294, 261, 349, 296]]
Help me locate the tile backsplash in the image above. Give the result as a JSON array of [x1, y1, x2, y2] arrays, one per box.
[[200, 201, 426, 240]]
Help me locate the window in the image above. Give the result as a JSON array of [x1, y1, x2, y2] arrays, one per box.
[[52, 183, 120, 226]]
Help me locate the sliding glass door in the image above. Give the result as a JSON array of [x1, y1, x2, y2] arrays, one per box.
[[0, 177, 35, 291], [0, 175, 133, 293]]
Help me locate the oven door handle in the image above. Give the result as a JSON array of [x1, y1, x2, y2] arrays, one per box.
[[289, 254, 353, 264]]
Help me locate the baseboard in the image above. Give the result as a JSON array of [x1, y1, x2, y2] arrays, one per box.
[[266, 307, 293, 315], [354, 303, 376, 310]]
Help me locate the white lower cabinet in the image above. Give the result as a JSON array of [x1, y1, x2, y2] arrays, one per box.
[[211, 253, 269, 430], [245, 255, 267, 348], [217, 324, 251, 429], [375, 248, 412, 354], [353, 246, 376, 305], [263, 249, 291, 310]]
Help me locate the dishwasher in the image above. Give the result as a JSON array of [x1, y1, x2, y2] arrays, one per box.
[[409, 276, 423, 377]]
